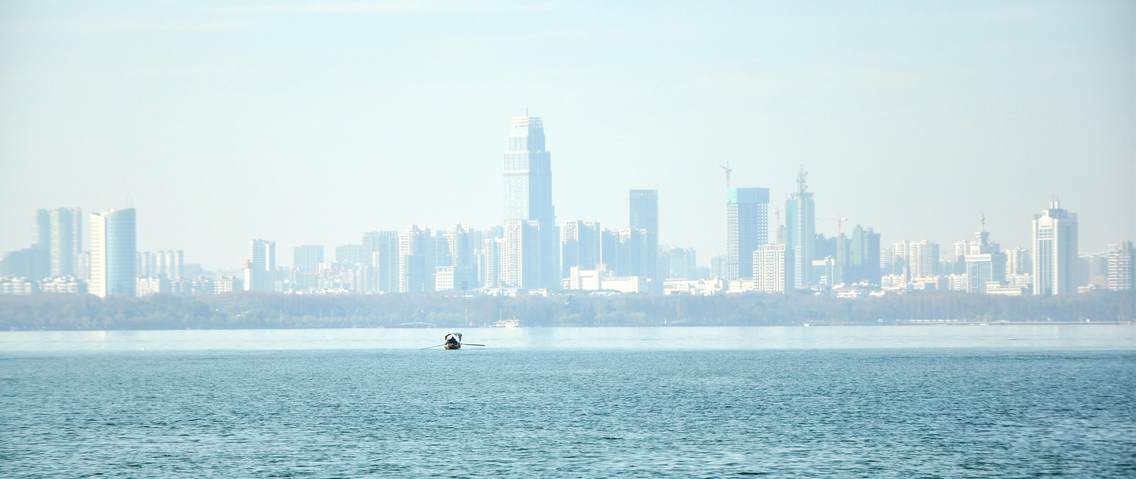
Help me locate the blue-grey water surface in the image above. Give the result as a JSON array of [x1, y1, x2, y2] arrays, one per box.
[[1, 326, 1134, 477]]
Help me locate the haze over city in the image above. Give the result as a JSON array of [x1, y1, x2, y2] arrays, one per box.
[[2, 3, 1136, 478], [1, 0, 1133, 270]]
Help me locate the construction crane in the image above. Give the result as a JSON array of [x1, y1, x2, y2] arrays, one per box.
[[820, 216, 849, 237], [719, 162, 733, 189]]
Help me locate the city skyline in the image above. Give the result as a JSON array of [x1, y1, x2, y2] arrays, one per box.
[[2, 4, 1134, 478], [1, 1, 1133, 268], [2, 162, 1131, 274]]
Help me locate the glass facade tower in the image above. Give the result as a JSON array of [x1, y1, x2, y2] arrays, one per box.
[[629, 189, 659, 288], [725, 187, 770, 280], [786, 167, 815, 289], [503, 115, 558, 289], [89, 208, 136, 298]]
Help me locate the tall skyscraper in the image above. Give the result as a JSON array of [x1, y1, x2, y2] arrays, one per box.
[[629, 189, 659, 288], [1032, 200, 1078, 296], [503, 114, 558, 289], [785, 166, 815, 289], [244, 239, 276, 292], [725, 187, 770, 280], [89, 208, 137, 298]]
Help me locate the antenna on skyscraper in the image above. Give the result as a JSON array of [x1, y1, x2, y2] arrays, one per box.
[[796, 165, 808, 193]]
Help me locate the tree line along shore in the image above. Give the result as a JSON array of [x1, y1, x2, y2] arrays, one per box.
[[0, 291, 1133, 331]]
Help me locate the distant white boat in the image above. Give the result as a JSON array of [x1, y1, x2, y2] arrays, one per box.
[[493, 319, 521, 328]]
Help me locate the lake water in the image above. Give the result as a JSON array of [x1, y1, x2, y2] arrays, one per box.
[[2, 325, 1134, 477]]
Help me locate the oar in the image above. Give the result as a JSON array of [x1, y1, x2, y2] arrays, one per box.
[[463, 343, 486, 347], [420, 344, 445, 350]]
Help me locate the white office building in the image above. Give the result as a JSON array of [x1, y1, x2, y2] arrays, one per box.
[[1031, 201, 1078, 296], [89, 208, 137, 298]]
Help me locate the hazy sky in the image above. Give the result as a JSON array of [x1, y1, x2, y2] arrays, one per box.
[[1, 0, 1133, 269]]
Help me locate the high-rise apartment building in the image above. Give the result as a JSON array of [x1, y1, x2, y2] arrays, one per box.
[[335, 244, 365, 265], [561, 220, 601, 277], [363, 230, 399, 293], [1031, 200, 1078, 296], [725, 187, 770, 280], [480, 237, 505, 288], [617, 228, 650, 277], [398, 226, 430, 293], [629, 189, 659, 287], [503, 114, 559, 289], [753, 243, 788, 294], [890, 241, 910, 278], [663, 247, 698, 280], [1005, 247, 1031, 277], [950, 240, 970, 273], [1106, 241, 1133, 291], [785, 167, 815, 289], [157, 250, 183, 280], [89, 208, 137, 298], [444, 224, 476, 291], [600, 228, 621, 273], [503, 219, 542, 289], [293, 245, 325, 274], [907, 240, 940, 279], [244, 239, 276, 292], [847, 225, 881, 284], [35, 208, 83, 278]]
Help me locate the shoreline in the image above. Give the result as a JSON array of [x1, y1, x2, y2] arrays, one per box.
[[1, 321, 1133, 333]]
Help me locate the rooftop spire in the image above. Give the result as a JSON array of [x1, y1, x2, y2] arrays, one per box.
[[796, 165, 808, 194]]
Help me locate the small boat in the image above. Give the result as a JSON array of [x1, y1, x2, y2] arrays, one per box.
[[423, 332, 485, 351]]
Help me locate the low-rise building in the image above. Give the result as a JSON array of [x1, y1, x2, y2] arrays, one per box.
[[0, 277, 34, 295], [39, 276, 84, 294], [136, 277, 168, 297], [985, 282, 1027, 296], [663, 278, 723, 296], [564, 265, 642, 293]]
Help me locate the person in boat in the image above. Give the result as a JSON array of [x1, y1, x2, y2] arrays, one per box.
[[444, 334, 460, 347]]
